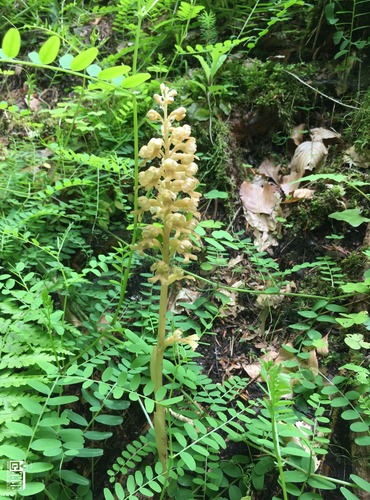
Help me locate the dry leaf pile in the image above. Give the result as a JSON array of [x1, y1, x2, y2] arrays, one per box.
[[239, 126, 341, 250]]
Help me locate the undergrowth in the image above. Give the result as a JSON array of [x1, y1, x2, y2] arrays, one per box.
[[0, 1, 369, 499]]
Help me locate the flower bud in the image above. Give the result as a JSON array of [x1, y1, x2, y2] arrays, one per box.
[[139, 138, 163, 160], [147, 109, 162, 122], [170, 125, 191, 144], [169, 107, 186, 122]]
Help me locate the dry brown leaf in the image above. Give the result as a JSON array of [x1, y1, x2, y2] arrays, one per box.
[[343, 146, 370, 169], [28, 95, 42, 111], [216, 280, 246, 316], [245, 211, 279, 250], [240, 179, 281, 215], [261, 350, 279, 362], [170, 288, 200, 313], [291, 421, 321, 471], [291, 123, 306, 146], [241, 330, 259, 341], [258, 158, 281, 184], [280, 171, 303, 194], [228, 255, 244, 268], [310, 127, 341, 142], [281, 141, 328, 194], [289, 140, 328, 174], [291, 188, 315, 199], [316, 333, 329, 357], [240, 177, 282, 250], [301, 349, 319, 375], [256, 282, 296, 308], [274, 343, 296, 365], [242, 361, 262, 379]]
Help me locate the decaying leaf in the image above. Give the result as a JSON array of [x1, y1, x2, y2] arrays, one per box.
[[343, 146, 370, 169], [291, 123, 305, 146], [274, 343, 296, 366], [170, 288, 200, 314], [240, 178, 281, 215], [289, 140, 328, 174], [239, 125, 333, 250], [290, 188, 315, 199], [316, 333, 329, 357], [258, 158, 281, 184], [242, 361, 262, 380], [240, 177, 282, 250], [280, 141, 327, 194], [244, 210, 280, 250], [242, 350, 278, 380], [256, 282, 296, 309], [228, 254, 244, 268], [310, 127, 341, 142], [216, 280, 246, 316], [290, 421, 321, 471], [301, 349, 319, 375]]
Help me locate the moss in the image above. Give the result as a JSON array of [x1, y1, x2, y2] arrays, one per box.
[[340, 252, 368, 281], [290, 182, 345, 233], [195, 119, 233, 189], [343, 87, 370, 153], [223, 60, 319, 132]]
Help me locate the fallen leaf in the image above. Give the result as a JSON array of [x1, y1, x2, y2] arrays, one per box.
[[291, 188, 315, 199], [240, 178, 281, 215], [289, 140, 328, 174], [228, 255, 244, 268], [280, 171, 303, 194], [241, 330, 259, 341], [310, 127, 341, 142], [343, 146, 370, 169], [291, 123, 306, 146], [258, 158, 281, 184], [301, 349, 319, 375], [274, 343, 296, 365], [28, 95, 42, 111], [316, 334, 329, 357], [244, 210, 279, 250], [242, 361, 262, 379], [170, 288, 200, 313]]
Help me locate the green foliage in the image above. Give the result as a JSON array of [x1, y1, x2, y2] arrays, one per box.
[[0, 2, 369, 499], [199, 10, 218, 45], [0, 28, 150, 92], [325, 0, 370, 75], [350, 86, 370, 152], [106, 375, 251, 498]]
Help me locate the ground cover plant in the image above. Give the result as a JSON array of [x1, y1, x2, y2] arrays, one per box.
[[0, 1, 369, 499]]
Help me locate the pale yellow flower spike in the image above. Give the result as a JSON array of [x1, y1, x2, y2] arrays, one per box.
[[137, 85, 202, 473]]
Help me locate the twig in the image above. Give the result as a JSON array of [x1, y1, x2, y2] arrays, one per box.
[[284, 70, 360, 110]]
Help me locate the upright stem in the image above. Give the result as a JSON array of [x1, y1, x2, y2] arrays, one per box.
[[152, 224, 171, 471]]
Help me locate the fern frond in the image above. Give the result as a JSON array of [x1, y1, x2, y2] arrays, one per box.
[[0, 351, 56, 370], [0, 390, 30, 425]]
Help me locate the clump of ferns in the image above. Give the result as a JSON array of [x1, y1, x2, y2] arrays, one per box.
[[135, 83, 201, 470]]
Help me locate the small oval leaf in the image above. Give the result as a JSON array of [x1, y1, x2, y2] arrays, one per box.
[[98, 65, 131, 80], [87, 63, 102, 77], [18, 482, 45, 497], [2, 28, 21, 58], [59, 53, 74, 69], [39, 35, 60, 64], [71, 47, 98, 71], [121, 72, 151, 88]]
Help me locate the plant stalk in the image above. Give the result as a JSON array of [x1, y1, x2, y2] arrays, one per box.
[[151, 224, 171, 471]]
